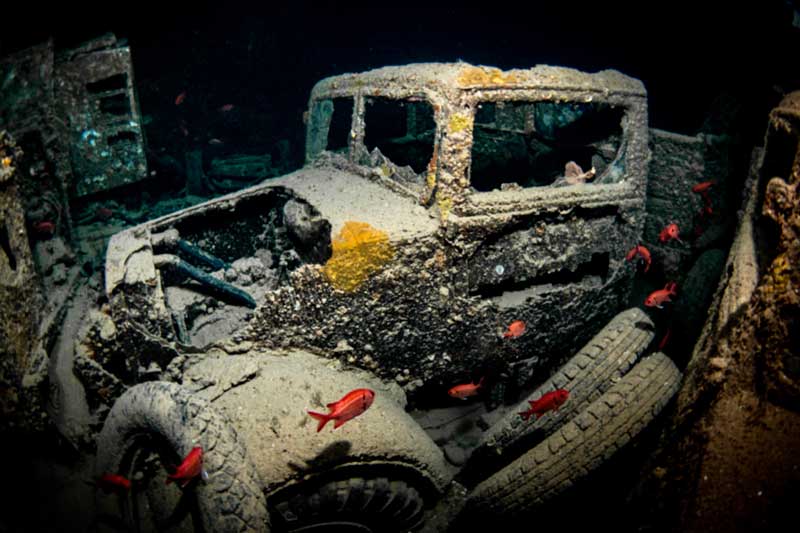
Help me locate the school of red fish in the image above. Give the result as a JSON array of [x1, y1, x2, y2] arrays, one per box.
[[93, 182, 711, 494], [457, 186, 699, 403]]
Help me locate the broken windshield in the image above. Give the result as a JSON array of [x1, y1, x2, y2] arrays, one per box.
[[469, 100, 625, 192]]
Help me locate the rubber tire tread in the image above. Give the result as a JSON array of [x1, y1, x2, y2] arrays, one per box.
[[478, 307, 654, 457], [468, 352, 681, 516], [95, 381, 269, 533], [277, 476, 425, 532]]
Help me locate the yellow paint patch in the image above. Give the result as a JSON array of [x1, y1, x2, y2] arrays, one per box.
[[323, 221, 395, 292], [457, 66, 520, 87], [437, 196, 453, 220], [448, 113, 472, 134]]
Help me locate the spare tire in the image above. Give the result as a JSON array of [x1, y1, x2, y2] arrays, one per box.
[[467, 352, 681, 517], [94, 381, 269, 532], [463, 307, 654, 484]]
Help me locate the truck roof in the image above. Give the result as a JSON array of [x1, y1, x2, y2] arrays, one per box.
[[310, 62, 646, 99]]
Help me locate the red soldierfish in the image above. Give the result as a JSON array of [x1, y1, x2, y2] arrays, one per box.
[[644, 282, 677, 309], [659, 223, 681, 243], [625, 244, 652, 272], [693, 182, 715, 217], [503, 320, 526, 339], [308, 388, 375, 432], [166, 447, 207, 487], [33, 220, 55, 236], [518, 389, 569, 421], [95, 473, 132, 494], [218, 103, 235, 112], [448, 377, 484, 400], [175, 91, 187, 105], [691, 181, 716, 194]]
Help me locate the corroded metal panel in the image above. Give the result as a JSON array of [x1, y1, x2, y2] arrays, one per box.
[[56, 39, 148, 196], [0, 40, 54, 136]]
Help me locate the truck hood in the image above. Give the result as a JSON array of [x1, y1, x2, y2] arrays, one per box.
[[269, 166, 439, 241]]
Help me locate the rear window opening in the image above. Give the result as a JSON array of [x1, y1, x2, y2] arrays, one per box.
[[469, 100, 625, 192]]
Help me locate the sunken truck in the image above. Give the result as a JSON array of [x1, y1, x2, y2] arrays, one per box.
[[76, 63, 717, 532]]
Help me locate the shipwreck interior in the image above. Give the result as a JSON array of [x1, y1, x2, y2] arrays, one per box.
[[1, 4, 799, 533]]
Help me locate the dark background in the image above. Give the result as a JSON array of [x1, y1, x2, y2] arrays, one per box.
[[2, 2, 798, 170]]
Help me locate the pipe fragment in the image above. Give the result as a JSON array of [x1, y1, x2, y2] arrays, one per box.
[[154, 253, 256, 309]]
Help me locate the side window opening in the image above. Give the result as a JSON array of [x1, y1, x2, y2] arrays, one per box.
[[363, 96, 435, 188], [327, 97, 354, 152], [306, 97, 353, 160], [469, 100, 625, 192]]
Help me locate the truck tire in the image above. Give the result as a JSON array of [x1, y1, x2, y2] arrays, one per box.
[[464, 307, 654, 483], [95, 381, 269, 533], [272, 475, 426, 532], [466, 352, 681, 517]]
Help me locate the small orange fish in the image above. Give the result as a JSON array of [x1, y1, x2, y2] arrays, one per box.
[[503, 320, 526, 339], [625, 244, 652, 272], [166, 447, 207, 488], [308, 388, 375, 432], [691, 180, 716, 194], [218, 103, 235, 112], [175, 91, 187, 106], [448, 377, 484, 400], [94, 473, 132, 494], [659, 223, 681, 243], [644, 282, 677, 309], [518, 389, 569, 421]]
